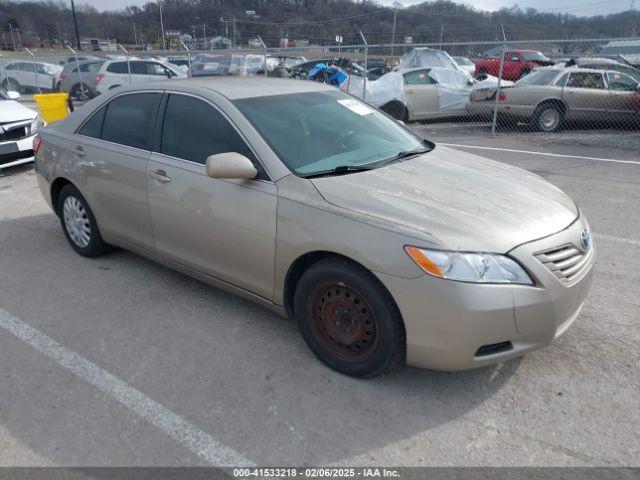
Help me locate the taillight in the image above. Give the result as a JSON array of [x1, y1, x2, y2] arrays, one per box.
[[33, 135, 43, 154], [498, 93, 506, 102], [96, 73, 105, 83], [60, 73, 66, 81]]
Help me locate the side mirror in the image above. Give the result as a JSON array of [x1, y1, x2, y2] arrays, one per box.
[[7, 90, 20, 100], [205, 152, 258, 179]]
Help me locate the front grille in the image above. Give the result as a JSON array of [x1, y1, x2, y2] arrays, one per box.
[[0, 122, 30, 142], [535, 243, 594, 283], [0, 149, 34, 166]]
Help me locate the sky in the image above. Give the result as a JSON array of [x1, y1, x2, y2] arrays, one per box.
[[75, 0, 636, 16]]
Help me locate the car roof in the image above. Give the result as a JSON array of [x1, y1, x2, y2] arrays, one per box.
[[113, 76, 335, 99]]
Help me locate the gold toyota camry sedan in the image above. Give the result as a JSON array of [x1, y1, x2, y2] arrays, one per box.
[[34, 77, 595, 377]]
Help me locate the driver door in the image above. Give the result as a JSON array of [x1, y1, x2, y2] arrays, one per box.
[[146, 93, 277, 299], [403, 69, 439, 120]]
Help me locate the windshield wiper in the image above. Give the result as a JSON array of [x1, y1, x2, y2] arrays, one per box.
[[376, 146, 432, 167], [300, 164, 376, 179]]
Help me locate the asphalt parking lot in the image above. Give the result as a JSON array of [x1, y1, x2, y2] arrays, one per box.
[[0, 117, 639, 467]]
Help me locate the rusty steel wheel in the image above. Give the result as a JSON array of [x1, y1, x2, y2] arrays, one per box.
[[294, 257, 405, 377], [307, 282, 379, 363]]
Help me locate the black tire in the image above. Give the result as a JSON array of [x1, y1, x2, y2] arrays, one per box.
[[380, 101, 408, 122], [532, 102, 564, 132], [294, 257, 405, 378], [3, 78, 21, 92], [57, 184, 111, 257], [71, 82, 92, 101]]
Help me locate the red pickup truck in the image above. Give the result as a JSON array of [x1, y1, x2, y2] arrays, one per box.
[[474, 50, 555, 80]]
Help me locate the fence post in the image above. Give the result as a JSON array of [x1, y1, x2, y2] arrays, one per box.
[[0, 55, 7, 89], [257, 35, 268, 78], [491, 26, 507, 137], [25, 47, 41, 94], [118, 43, 132, 84], [359, 31, 368, 102], [180, 39, 192, 78], [65, 44, 87, 100]]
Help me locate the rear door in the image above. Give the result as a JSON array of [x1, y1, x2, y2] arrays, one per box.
[[146, 93, 277, 299], [403, 69, 439, 119], [562, 71, 610, 120], [73, 91, 162, 249]]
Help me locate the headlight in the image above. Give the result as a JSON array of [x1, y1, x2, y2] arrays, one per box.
[[29, 115, 45, 136], [405, 246, 533, 285]]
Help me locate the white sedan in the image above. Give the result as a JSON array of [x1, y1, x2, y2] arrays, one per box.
[[0, 90, 44, 170]]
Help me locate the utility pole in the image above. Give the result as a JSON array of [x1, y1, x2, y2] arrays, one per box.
[[439, 24, 444, 49], [391, 8, 397, 57], [70, 0, 81, 50], [203, 24, 206, 50], [8, 24, 16, 52], [158, 0, 166, 52], [232, 17, 237, 49]]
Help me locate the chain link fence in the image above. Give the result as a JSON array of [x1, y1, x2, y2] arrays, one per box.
[[2, 36, 639, 135]]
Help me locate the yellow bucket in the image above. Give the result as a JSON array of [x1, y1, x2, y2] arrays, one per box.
[[34, 93, 70, 123]]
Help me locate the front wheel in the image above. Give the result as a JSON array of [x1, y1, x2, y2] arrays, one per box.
[[294, 258, 405, 377], [58, 184, 112, 257]]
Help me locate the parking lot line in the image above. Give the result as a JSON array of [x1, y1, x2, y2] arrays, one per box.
[[0, 307, 254, 467], [440, 144, 640, 165]]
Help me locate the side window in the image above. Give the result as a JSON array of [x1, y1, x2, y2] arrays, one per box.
[[403, 70, 432, 85], [101, 93, 161, 149], [107, 62, 127, 74], [566, 72, 605, 89], [161, 94, 257, 167], [508, 53, 520, 62], [80, 62, 102, 73], [77, 105, 106, 138], [6, 63, 17, 71], [130, 62, 147, 75], [37, 64, 48, 74], [607, 72, 638, 91], [555, 73, 569, 86], [147, 63, 169, 76]]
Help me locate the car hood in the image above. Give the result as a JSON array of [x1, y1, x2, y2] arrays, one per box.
[[0, 101, 37, 123], [310, 146, 578, 253]]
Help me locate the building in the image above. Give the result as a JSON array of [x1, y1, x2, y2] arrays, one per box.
[[601, 40, 640, 55]]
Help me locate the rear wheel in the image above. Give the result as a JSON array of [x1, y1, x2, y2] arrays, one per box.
[[58, 184, 111, 257], [533, 103, 564, 132], [71, 82, 92, 101], [294, 258, 405, 377]]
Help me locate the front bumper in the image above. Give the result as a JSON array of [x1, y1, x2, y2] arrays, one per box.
[[377, 217, 595, 371], [0, 135, 36, 170]]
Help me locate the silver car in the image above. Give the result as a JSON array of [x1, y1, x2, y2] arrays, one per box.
[[467, 67, 640, 131], [59, 60, 104, 101], [34, 78, 594, 377]]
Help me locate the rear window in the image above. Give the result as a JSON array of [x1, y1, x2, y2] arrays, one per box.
[[101, 93, 161, 149], [515, 69, 560, 86]]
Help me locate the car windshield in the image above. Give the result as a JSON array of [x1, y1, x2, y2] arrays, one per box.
[[515, 69, 561, 86], [521, 51, 551, 62], [234, 90, 426, 176]]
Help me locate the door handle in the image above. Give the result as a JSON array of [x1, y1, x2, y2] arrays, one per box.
[[73, 146, 86, 157], [149, 169, 171, 183]]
